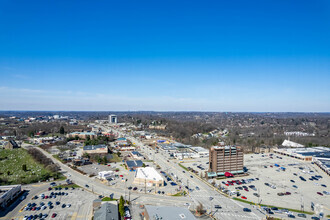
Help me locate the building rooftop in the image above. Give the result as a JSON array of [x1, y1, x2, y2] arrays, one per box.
[[190, 146, 208, 153], [145, 205, 196, 220], [94, 201, 119, 220], [83, 144, 108, 151], [0, 185, 21, 199], [126, 160, 143, 168], [131, 151, 143, 156], [71, 131, 96, 135], [277, 147, 330, 159], [213, 145, 237, 149], [135, 167, 163, 181]]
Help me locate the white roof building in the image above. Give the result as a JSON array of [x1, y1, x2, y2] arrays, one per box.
[[133, 167, 164, 187], [98, 171, 114, 180], [282, 140, 304, 148], [135, 167, 163, 181]]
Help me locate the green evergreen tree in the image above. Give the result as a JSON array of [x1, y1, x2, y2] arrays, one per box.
[[59, 126, 65, 134]]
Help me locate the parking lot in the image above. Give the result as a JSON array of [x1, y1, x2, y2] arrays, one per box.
[[15, 184, 97, 220], [179, 152, 330, 217]]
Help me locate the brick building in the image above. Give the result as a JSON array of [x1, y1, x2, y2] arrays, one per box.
[[208, 145, 244, 178]]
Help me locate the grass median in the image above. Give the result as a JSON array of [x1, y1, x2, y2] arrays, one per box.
[[233, 197, 314, 215]]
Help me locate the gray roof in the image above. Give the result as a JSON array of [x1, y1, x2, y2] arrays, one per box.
[[126, 160, 143, 168], [94, 202, 119, 220], [83, 144, 107, 151], [145, 205, 196, 220]]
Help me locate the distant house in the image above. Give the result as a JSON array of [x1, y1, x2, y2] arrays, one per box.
[[4, 140, 19, 149], [125, 160, 143, 170], [93, 200, 119, 220]]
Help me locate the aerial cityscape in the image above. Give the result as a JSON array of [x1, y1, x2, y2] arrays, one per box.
[[1, 1, 329, 220]]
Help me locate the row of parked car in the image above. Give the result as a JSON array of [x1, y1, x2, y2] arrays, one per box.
[[222, 177, 259, 187]]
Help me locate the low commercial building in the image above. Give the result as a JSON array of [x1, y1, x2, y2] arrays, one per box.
[[173, 152, 198, 160], [126, 160, 143, 170], [144, 205, 196, 220], [67, 131, 97, 140], [93, 200, 119, 220], [313, 158, 330, 176], [190, 146, 209, 158], [130, 151, 144, 160], [281, 140, 304, 148], [208, 145, 244, 178], [83, 145, 109, 155], [133, 167, 164, 187], [0, 185, 21, 209], [98, 171, 114, 180], [273, 147, 330, 161]]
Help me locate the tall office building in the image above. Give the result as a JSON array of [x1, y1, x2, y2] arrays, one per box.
[[208, 145, 244, 177], [108, 115, 117, 124]]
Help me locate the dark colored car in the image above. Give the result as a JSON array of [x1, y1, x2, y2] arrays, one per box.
[[297, 213, 306, 218], [317, 192, 323, 196], [243, 208, 251, 212]]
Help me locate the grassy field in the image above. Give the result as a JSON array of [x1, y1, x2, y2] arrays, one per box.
[[52, 183, 80, 189], [0, 148, 58, 185], [102, 197, 117, 201], [109, 154, 121, 163]]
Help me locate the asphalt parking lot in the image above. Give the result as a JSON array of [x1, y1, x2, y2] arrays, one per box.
[[242, 153, 329, 214], [15, 185, 97, 220], [180, 152, 330, 217]]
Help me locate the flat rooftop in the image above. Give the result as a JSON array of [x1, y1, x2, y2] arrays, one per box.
[[135, 167, 163, 181], [145, 205, 196, 220], [83, 144, 107, 151]]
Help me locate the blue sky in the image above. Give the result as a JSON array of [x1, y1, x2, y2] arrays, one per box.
[[0, 0, 329, 111]]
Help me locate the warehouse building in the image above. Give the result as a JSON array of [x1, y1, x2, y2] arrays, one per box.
[[0, 185, 21, 209], [133, 167, 164, 187], [208, 145, 244, 178]]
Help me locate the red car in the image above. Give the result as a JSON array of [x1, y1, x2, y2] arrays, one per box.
[[225, 184, 229, 186], [107, 164, 111, 166], [317, 192, 323, 196], [120, 175, 124, 177], [244, 188, 249, 192], [32, 207, 36, 211], [52, 213, 57, 218], [241, 196, 247, 199]]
